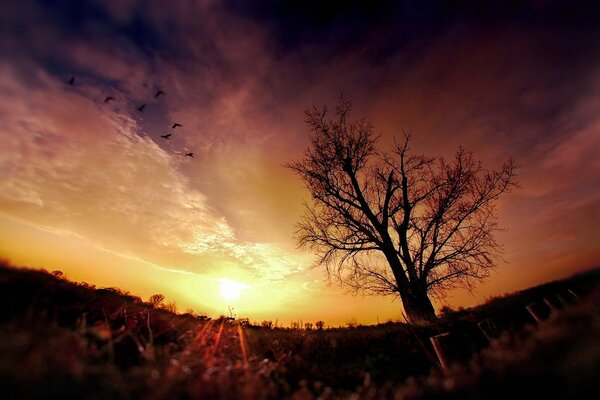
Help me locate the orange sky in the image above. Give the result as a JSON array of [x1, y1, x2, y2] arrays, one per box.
[[0, 1, 598, 325]]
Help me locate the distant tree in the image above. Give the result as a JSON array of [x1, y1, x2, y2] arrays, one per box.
[[315, 320, 325, 330], [345, 318, 358, 328], [287, 98, 516, 324], [162, 301, 177, 313], [127, 295, 143, 304], [304, 322, 313, 330], [439, 305, 454, 319], [198, 312, 210, 321], [261, 320, 273, 329], [78, 282, 96, 290], [148, 294, 165, 307], [51, 270, 64, 279]]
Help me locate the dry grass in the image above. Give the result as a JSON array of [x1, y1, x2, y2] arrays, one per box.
[[0, 262, 597, 399]]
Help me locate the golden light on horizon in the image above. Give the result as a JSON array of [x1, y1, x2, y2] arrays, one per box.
[[219, 278, 248, 302], [0, 0, 598, 326]]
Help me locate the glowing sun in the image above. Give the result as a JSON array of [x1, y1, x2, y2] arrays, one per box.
[[219, 278, 247, 302]]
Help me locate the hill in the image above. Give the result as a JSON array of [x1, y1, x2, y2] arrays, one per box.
[[0, 261, 598, 399]]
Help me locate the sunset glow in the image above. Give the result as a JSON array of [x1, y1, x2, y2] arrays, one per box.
[[219, 279, 247, 302], [0, 1, 598, 326]]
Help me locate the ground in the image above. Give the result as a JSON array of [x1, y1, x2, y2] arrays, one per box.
[[0, 263, 598, 399]]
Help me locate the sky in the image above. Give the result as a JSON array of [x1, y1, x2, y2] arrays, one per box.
[[0, 0, 599, 325]]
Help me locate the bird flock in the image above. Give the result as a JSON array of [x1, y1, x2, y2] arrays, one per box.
[[67, 75, 194, 159]]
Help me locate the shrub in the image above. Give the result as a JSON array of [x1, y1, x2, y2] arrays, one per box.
[[148, 294, 165, 307], [261, 320, 273, 329]]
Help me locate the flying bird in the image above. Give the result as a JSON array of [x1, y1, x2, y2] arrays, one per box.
[[67, 76, 75, 85], [104, 96, 115, 103], [155, 90, 165, 98], [161, 134, 172, 139], [185, 153, 194, 158], [137, 103, 146, 112], [171, 123, 182, 129]]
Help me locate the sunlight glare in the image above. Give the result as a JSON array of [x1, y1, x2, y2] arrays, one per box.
[[219, 278, 248, 302]]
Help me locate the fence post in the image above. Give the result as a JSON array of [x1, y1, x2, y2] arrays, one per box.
[[555, 294, 567, 306], [543, 298, 557, 312], [477, 320, 492, 342], [526, 303, 542, 323], [430, 332, 450, 370]]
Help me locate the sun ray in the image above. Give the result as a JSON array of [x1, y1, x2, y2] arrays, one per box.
[[237, 323, 249, 369]]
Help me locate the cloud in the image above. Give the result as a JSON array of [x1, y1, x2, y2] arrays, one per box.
[[184, 238, 312, 281], [1, 0, 599, 321], [0, 61, 309, 282]]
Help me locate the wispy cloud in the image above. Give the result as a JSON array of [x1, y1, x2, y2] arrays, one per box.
[[0, 61, 310, 282]]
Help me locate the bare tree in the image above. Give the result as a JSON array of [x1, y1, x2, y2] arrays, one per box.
[[148, 294, 165, 307], [287, 98, 516, 324]]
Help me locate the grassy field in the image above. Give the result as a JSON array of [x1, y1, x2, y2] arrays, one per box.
[[0, 262, 598, 399]]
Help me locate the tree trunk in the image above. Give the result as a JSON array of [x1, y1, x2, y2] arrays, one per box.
[[381, 250, 437, 324], [400, 287, 438, 325]]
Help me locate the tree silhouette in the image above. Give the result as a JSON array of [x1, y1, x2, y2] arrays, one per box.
[[287, 98, 516, 324], [148, 293, 165, 307]]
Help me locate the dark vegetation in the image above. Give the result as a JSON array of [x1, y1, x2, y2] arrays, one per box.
[[0, 261, 598, 399]]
